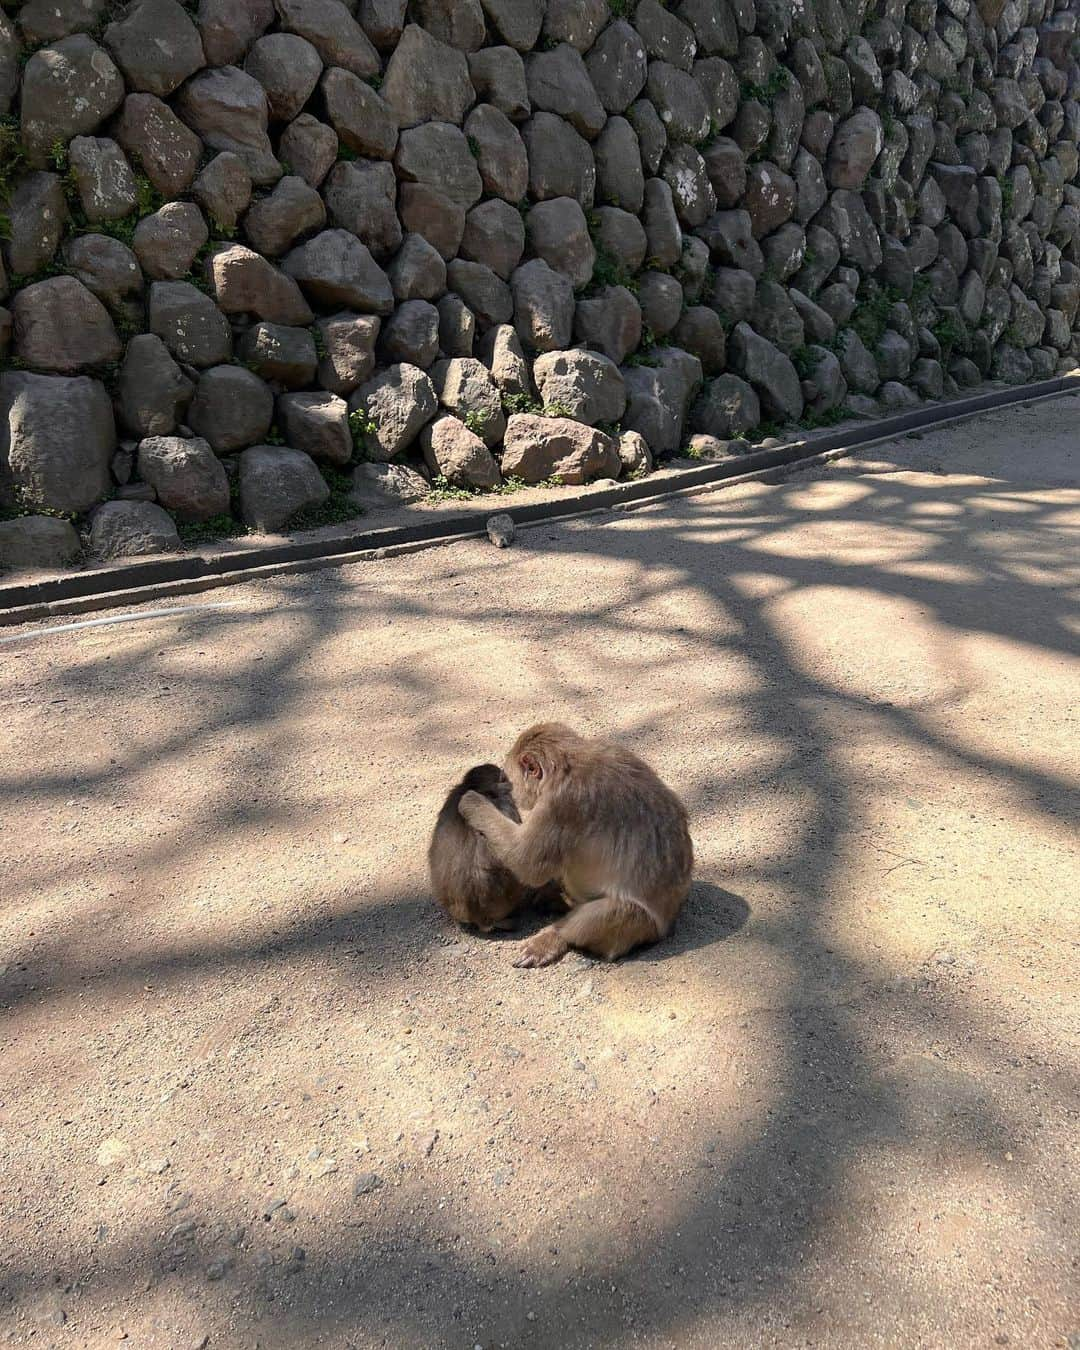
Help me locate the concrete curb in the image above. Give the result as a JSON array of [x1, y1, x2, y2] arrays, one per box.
[[2, 372, 1078, 627]]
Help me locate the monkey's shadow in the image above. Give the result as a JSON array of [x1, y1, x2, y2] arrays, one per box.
[[468, 881, 750, 963]]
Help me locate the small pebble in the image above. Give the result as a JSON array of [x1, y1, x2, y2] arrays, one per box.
[[354, 1172, 383, 1196]]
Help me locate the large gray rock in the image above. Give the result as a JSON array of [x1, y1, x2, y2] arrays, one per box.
[[323, 159, 402, 260], [638, 271, 683, 338], [691, 373, 760, 438], [398, 184, 467, 260], [574, 285, 642, 365], [278, 114, 337, 188], [710, 266, 756, 323], [315, 312, 380, 394], [645, 62, 710, 144], [434, 356, 505, 446], [379, 298, 440, 367], [464, 103, 528, 203], [67, 136, 138, 223], [132, 202, 209, 280], [526, 199, 595, 291], [642, 178, 683, 269], [621, 347, 703, 454], [188, 364, 273, 452], [242, 33, 322, 124], [446, 259, 513, 328], [702, 137, 745, 207], [800, 345, 846, 412], [421, 414, 501, 487], [479, 0, 542, 51], [322, 66, 398, 160], [437, 294, 475, 355], [526, 43, 605, 139], [728, 322, 803, 420], [381, 23, 473, 127], [239, 321, 317, 387], [0, 515, 81, 570], [116, 334, 193, 438], [176, 66, 281, 186], [460, 200, 525, 282], [697, 208, 764, 277], [695, 56, 739, 134], [114, 93, 202, 197], [523, 112, 596, 206], [511, 259, 574, 352], [148, 280, 233, 367], [542, 0, 607, 52], [275, 0, 379, 77], [242, 175, 325, 256], [19, 35, 125, 167], [349, 363, 437, 460], [617, 429, 652, 478], [591, 206, 648, 274], [595, 115, 645, 215], [628, 98, 666, 176], [205, 244, 313, 325], [59, 228, 139, 326], [639, 0, 697, 67], [412, 0, 484, 51], [238, 444, 330, 531], [395, 122, 483, 210], [468, 45, 530, 121], [196, 0, 274, 66], [12, 277, 121, 373], [477, 322, 531, 396], [501, 414, 619, 484], [586, 20, 647, 114], [672, 306, 727, 374], [5, 173, 66, 278], [827, 107, 884, 190], [835, 328, 879, 395], [662, 143, 716, 230], [0, 371, 114, 513], [358, 0, 407, 49], [750, 279, 805, 354], [277, 391, 352, 465], [388, 234, 446, 302], [350, 460, 428, 507], [283, 230, 394, 313], [89, 499, 181, 557], [136, 435, 230, 521], [104, 0, 205, 97], [17, 0, 107, 45], [192, 152, 253, 231], [814, 189, 883, 271], [532, 349, 625, 426], [742, 161, 797, 238]]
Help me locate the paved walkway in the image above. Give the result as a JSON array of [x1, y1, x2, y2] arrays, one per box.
[[1, 397, 1077, 1348]]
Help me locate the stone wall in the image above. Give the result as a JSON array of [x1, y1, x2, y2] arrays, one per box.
[[0, 0, 1078, 569]]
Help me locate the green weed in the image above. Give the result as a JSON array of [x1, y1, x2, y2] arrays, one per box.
[[178, 513, 247, 545], [292, 468, 360, 529]]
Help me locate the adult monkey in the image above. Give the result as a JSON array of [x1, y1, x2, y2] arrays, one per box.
[[458, 723, 693, 967]]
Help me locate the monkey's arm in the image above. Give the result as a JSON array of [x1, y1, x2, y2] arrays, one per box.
[[459, 790, 561, 888]]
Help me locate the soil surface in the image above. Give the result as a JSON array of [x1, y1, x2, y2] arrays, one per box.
[[1, 398, 1078, 1349]]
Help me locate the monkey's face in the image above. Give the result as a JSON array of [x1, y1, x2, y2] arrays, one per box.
[[440, 890, 521, 933]]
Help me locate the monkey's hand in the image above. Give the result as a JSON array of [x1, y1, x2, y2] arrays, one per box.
[[458, 789, 491, 831], [513, 925, 570, 969]]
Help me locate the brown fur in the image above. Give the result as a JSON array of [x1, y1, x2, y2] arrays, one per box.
[[459, 723, 694, 967], [428, 764, 529, 932]]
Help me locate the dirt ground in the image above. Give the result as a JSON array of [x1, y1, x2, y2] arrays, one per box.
[[1, 397, 1077, 1349]]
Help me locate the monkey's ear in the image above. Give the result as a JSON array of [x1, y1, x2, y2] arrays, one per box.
[[520, 753, 543, 780]]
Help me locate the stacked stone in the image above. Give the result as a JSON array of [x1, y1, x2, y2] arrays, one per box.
[[0, 0, 1077, 569]]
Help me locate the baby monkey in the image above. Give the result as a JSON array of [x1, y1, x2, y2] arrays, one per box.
[[459, 723, 694, 968], [428, 763, 530, 932]]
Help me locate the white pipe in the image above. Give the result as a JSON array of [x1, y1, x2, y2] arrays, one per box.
[[0, 601, 243, 646]]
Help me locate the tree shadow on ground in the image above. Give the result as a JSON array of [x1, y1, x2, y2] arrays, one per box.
[[2, 434, 1077, 1345]]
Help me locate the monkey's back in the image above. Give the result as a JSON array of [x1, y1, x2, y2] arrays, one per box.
[[428, 765, 526, 925], [553, 739, 693, 926]]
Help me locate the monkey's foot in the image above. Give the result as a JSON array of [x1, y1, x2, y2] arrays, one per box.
[[513, 927, 570, 968]]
